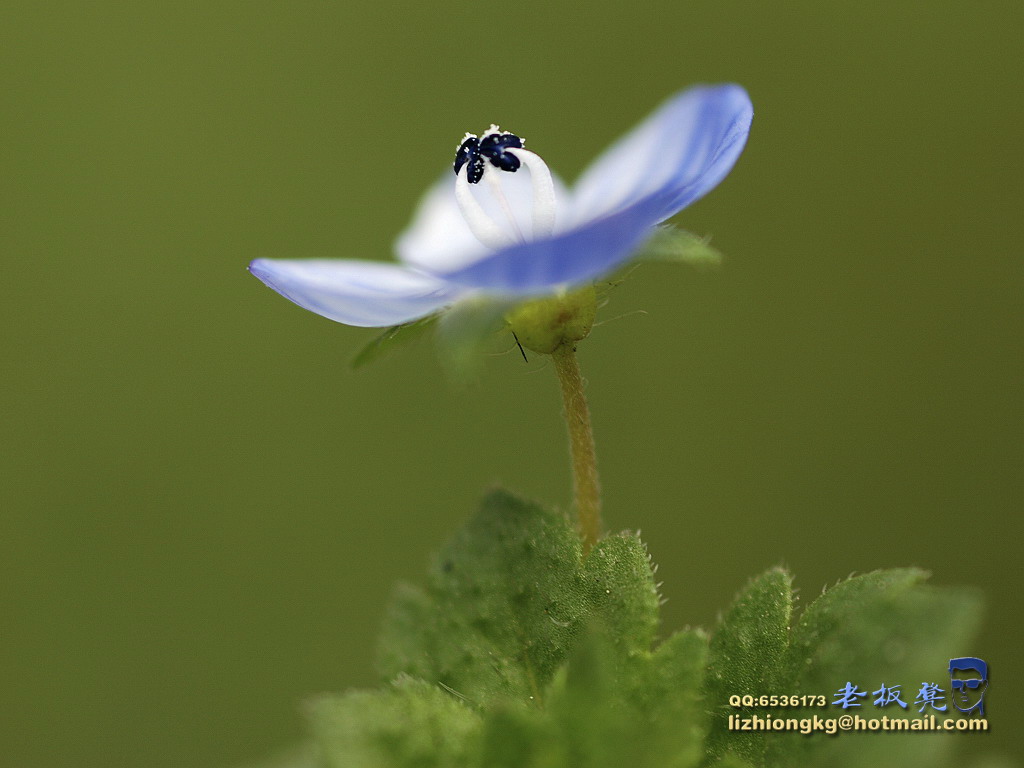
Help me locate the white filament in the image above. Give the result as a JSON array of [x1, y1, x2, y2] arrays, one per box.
[[454, 149, 559, 251], [508, 148, 556, 238], [484, 168, 526, 242], [454, 166, 517, 251]]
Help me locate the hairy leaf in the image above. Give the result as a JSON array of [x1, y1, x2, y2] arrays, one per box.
[[280, 492, 989, 768], [309, 677, 480, 768], [771, 569, 983, 768], [704, 568, 793, 764], [378, 489, 659, 707]]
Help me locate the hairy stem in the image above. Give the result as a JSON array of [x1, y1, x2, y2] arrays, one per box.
[[551, 344, 602, 552]]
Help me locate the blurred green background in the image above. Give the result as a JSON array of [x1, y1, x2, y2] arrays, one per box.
[[2, 1, 1020, 766]]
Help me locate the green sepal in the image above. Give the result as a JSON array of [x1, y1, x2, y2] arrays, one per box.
[[505, 286, 597, 355], [435, 299, 515, 379], [350, 315, 438, 370], [636, 225, 723, 267]]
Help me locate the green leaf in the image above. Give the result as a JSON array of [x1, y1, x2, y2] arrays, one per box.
[[379, 488, 714, 768], [771, 569, 983, 768], [636, 225, 723, 267], [703, 568, 793, 765], [350, 315, 438, 370], [308, 676, 480, 768], [646, 628, 710, 712], [291, 492, 990, 768], [377, 490, 660, 708], [625, 628, 711, 768], [476, 706, 556, 768], [544, 627, 639, 768], [580, 533, 661, 657], [475, 625, 710, 768], [701, 568, 984, 768]]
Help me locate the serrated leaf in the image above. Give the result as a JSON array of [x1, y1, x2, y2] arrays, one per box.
[[378, 490, 585, 706], [703, 568, 985, 768], [639, 629, 711, 767], [476, 706, 557, 768], [703, 568, 793, 765], [770, 569, 983, 768], [476, 626, 710, 768], [350, 315, 438, 370], [308, 677, 480, 768], [636, 225, 723, 267], [292, 491, 991, 768], [545, 627, 640, 768], [580, 533, 661, 657], [553, 627, 709, 768], [377, 490, 660, 708]]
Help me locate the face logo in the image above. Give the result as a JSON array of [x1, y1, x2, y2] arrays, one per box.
[[949, 657, 988, 716]]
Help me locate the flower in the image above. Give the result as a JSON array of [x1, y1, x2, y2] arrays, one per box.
[[249, 84, 753, 329]]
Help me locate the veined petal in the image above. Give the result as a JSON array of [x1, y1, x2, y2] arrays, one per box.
[[395, 164, 571, 273], [249, 258, 463, 327], [437, 193, 666, 293], [569, 84, 753, 226], [438, 85, 752, 293]]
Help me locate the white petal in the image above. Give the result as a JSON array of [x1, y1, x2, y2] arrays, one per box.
[[569, 84, 753, 226], [249, 258, 463, 327], [395, 164, 570, 273], [394, 174, 489, 272]]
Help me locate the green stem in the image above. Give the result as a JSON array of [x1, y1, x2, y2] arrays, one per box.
[[551, 344, 602, 552]]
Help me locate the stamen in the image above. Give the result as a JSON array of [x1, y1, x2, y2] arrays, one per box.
[[454, 166, 517, 250], [507, 149, 556, 238], [451, 127, 558, 248]]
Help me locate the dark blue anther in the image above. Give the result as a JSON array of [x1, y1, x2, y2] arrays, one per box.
[[454, 136, 481, 182], [480, 131, 523, 174], [479, 131, 523, 154], [487, 151, 521, 173], [454, 130, 524, 184], [462, 153, 485, 184]]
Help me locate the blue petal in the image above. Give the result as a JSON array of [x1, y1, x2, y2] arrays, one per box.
[[437, 85, 752, 293], [438, 194, 667, 293], [249, 259, 464, 327], [570, 84, 753, 225], [395, 164, 571, 273]]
